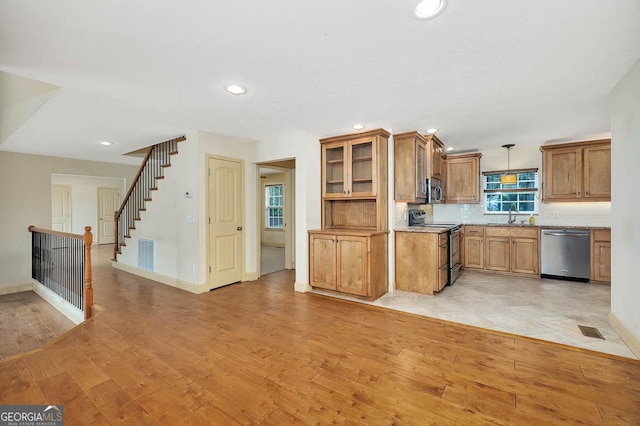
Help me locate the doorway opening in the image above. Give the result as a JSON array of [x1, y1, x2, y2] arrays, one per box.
[[257, 159, 295, 276]]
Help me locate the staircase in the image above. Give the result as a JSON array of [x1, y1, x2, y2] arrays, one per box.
[[113, 135, 185, 261]]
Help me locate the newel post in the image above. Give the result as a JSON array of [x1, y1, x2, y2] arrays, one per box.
[[84, 226, 93, 320]]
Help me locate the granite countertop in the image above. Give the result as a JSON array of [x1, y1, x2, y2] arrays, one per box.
[[399, 223, 610, 231], [395, 226, 450, 233]]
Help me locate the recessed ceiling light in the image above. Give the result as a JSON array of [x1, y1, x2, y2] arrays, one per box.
[[225, 84, 247, 95], [426, 128, 439, 134], [446, 146, 455, 152], [100, 141, 113, 146], [352, 124, 365, 130], [415, 0, 447, 20]]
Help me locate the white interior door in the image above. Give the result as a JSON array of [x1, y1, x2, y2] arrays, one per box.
[[208, 157, 243, 289], [98, 187, 121, 244], [52, 185, 71, 232]]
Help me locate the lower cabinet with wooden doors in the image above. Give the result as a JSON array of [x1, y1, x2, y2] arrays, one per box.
[[462, 226, 485, 269], [395, 230, 449, 295], [484, 227, 539, 275], [309, 229, 388, 300], [591, 229, 611, 283]]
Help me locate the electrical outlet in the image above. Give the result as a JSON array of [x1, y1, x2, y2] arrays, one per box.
[[189, 263, 195, 274]]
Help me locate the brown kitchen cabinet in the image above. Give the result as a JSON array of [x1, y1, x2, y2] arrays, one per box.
[[430, 136, 445, 181], [591, 229, 611, 283], [393, 131, 446, 203], [320, 129, 389, 231], [540, 139, 610, 202], [395, 231, 448, 295], [445, 153, 482, 204], [394, 131, 428, 203], [484, 227, 539, 275], [463, 226, 484, 269], [309, 230, 388, 300]]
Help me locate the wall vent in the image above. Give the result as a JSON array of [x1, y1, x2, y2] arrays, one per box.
[[138, 239, 155, 272]]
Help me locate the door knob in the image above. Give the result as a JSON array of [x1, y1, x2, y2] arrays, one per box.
[[237, 226, 243, 231]]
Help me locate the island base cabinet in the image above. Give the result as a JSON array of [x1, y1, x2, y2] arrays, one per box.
[[309, 230, 388, 300], [395, 231, 448, 295]]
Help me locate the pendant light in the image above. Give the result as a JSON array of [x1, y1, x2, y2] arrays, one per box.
[[500, 144, 517, 184]]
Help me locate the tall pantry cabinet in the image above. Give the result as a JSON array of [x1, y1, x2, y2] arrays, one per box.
[[309, 129, 389, 300]]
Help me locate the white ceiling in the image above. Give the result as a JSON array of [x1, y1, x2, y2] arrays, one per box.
[[1, 0, 639, 165]]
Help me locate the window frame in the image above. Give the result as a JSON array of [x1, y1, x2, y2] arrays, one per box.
[[264, 183, 284, 230], [482, 168, 539, 215]]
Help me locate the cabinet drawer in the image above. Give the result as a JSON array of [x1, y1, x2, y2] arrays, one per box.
[[438, 245, 448, 268], [484, 227, 511, 237], [510, 227, 538, 238], [485, 227, 538, 238], [593, 229, 611, 242], [464, 226, 484, 236], [438, 232, 448, 246], [439, 264, 448, 289]]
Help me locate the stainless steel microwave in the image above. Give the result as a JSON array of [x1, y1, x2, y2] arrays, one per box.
[[427, 178, 443, 204]]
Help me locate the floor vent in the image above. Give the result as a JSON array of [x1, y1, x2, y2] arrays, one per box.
[[578, 325, 604, 340], [138, 239, 155, 272]]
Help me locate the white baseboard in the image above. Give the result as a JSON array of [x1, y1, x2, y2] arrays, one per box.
[[609, 312, 640, 358], [111, 261, 203, 294], [0, 283, 33, 296], [245, 272, 259, 281], [294, 281, 311, 293], [32, 280, 84, 325]]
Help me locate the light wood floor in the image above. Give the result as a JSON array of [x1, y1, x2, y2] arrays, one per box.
[[0, 290, 75, 359], [1, 246, 639, 424]]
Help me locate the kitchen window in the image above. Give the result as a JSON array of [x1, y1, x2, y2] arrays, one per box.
[[483, 169, 539, 214], [265, 184, 284, 229]]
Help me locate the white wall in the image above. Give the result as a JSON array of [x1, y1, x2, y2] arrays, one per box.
[[116, 131, 258, 291], [117, 132, 201, 288], [51, 174, 125, 240], [0, 151, 137, 293], [260, 173, 286, 247], [611, 57, 640, 346], [430, 144, 611, 227]]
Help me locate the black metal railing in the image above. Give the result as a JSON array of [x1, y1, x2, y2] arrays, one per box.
[[29, 226, 94, 319], [114, 135, 184, 260]]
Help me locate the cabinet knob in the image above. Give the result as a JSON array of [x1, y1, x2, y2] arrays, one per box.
[[237, 226, 243, 231]]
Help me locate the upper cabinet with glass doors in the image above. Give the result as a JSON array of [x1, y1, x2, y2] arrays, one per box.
[[319, 129, 389, 231], [321, 131, 386, 199]]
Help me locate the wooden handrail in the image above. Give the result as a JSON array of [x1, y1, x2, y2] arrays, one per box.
[[116, 146, 155, 219], [115, 135, 186, 220], [28, 225, 84, 240], [83, 226, 93, 320], [29, 225, 94, 320]]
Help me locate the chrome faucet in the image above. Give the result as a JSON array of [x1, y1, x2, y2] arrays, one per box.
[[508, 202, 518, 224]]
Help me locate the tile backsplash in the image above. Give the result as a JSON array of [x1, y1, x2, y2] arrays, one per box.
[[432, 201, 611, 227]]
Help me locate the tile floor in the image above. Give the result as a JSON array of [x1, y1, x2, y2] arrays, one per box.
[[260, 246, 285, 275], [313, 270, 637, 359]]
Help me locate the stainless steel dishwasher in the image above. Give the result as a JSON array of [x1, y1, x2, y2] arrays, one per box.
[[540, 229, 591, 282]]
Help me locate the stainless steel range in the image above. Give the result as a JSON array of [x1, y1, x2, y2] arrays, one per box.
[[407, 210, 461, 285]]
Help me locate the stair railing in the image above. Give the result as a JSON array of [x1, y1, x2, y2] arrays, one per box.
[[28, 225, 94, 320], [113, 135, 185, 261]]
